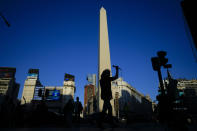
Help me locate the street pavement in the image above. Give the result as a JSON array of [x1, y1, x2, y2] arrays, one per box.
[[1, 122, 197, 131]]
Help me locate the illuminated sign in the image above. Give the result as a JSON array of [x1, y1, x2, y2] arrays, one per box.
[[28, 69, 39, 78], [28, 73, 38, 77], [46, 89, 60, 101]]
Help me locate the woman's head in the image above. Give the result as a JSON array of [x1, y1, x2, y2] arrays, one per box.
[[101, 69, 110, 78]]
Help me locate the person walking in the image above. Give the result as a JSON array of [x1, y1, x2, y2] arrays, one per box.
[[74, 97, 83, 123], [63, 98, 74, 127]]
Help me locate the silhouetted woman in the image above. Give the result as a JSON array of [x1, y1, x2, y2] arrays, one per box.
[[100, 66, 119, 125]]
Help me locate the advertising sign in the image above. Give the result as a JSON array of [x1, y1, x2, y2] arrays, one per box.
[[28, 69, 39, 74], [0, 67, 16, 78], [28, 73, 38, 77], [64, 74, 74, 81], [46, 89, 60, 101], [33, 86, 45, 100]]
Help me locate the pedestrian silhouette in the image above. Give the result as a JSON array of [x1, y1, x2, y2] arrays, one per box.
[[74, 97, 83, 123], [63, 98, 74, 127], [99, 66, 119, 126]]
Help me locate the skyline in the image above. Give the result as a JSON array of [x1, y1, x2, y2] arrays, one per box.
[[1, 0, 197, 105]]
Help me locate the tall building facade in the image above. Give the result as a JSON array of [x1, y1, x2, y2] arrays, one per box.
[[177, 79, 197, 115], [112, 78, 152, 119], [62, 74, 75, 103], [181, 0, 197, 50], [84, 74, 97, 115], [21, 69, 42, 104], [44, 74, 75, 112], [98, 7, 113, 114], [87, 74, 96, 87], [163, 78, 197, 120], [84, 84, 96, 115], [0, 67, 20, 105], [21, 69, 75, 112]]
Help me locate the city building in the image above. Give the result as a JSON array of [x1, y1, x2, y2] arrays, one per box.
[[43, 74, 75, 112], [84, 74, 97, 116], [112, 77, 153, 119], [87, 74, 96, 87], [177, 79, 197, 119], [21, 69, 75, 113], [164, 78, 197, 120], [0, 67, 20, 106], [181, 0, 197, 50], [160, 70, 197, 121], [84, 84, 96, 115], [21, 69, 42, 104]]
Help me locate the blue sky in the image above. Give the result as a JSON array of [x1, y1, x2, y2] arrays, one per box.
[[0, 0, 196, 104]]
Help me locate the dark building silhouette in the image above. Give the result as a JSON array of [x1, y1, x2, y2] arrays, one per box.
[[181, 0, 197, 50], [0, 67, 20, 106], [0, 67, 20, 128], [162, 78, 197, 122]]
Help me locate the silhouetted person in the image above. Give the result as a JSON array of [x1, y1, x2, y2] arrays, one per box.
[[74, 97, 83, 123], [63, 99, 74, 127], [100, 66, 119, 126], [36, 100, 48, 124]]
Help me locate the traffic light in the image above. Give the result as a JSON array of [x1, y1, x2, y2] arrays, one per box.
[[38, 89, 42, 97], [157, 51, 169, 68], [157, 51, 166, 57], [151, 57, 160, 71]]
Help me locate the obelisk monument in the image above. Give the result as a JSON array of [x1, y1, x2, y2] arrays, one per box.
[[98, 7, 114, 115]]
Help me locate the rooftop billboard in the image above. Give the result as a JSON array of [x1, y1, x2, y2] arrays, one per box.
[[0, 67, 16, 78], [28, 69, 39, 77], [64, 74, 74, 81]]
